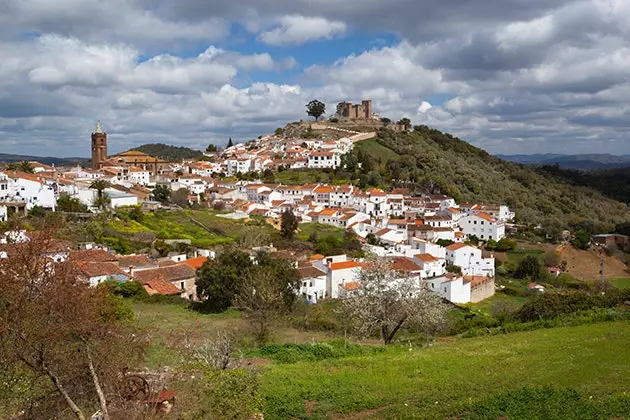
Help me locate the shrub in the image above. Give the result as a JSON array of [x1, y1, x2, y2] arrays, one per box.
[[249, 340, 384, 364], [495, 238, 517, 252]]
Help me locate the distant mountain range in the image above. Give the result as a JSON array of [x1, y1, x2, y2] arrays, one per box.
[[0, 153, 88, 166], [497, 153, 630, 170]]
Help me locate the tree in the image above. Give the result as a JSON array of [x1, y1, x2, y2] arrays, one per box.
[[543, 251, 561, 267], [206, 144, 218, 153], [171, 187, 190, 208], [466, 234, 480, 246], [398, 118, 412, 130], [274, 128, 284, 137], [280, 210, 298, 239], [495, 238, 517, 252], [436, 239, 455, 248], [306, 99, 326, 121], [380, 117, 391, 126], [196, 249, 254, 313], [485, 239, 497, 251], [234, 253, 300, 344], [446, 264, 462, 275], [571, 230, 591, 250], [93, 193, 111, 210], [341, 258, 448, 344], [152, 185, 171, 204], [366, 233, 378, 245], [515, 255, 543, 279], [227, 137, 234, 148], [89, 180, 111, 200], [56, 195, 89, 213], [0, 229, 143, 419], [28, 205, 47, 218]]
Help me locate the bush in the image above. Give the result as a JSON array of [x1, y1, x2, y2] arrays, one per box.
[[249, 340, 384, 364], [495, 238, 517, 252]]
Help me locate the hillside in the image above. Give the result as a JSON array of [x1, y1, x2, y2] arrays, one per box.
[[342, 127, 630, 232], [130, 143, 203, 161], [0, 153, 87, 166], [498, 153, 630, 170]]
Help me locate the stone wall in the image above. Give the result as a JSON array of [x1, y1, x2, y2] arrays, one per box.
[[470, 278, 495, 303]]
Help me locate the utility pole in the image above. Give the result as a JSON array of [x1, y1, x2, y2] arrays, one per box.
[[599, 250, 605, 283]]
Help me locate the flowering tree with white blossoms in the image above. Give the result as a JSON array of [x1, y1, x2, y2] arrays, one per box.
[[341, 258, 448, 344]]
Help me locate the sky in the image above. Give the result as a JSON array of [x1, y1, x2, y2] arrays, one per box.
[[1, 0, 629, 157]]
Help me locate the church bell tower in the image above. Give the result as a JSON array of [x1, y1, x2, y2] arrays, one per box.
[[91, 121, 108, 170]]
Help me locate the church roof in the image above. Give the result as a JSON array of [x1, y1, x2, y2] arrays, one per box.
[[94, 121, 104, 134]]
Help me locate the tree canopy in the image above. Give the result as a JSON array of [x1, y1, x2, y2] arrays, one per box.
[[280, 210, 298, 239], [306, 100, 326, 121]]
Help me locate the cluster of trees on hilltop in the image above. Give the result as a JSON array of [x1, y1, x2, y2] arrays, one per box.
[[323, 126, 630, 234], [130, 143, 204, 161]]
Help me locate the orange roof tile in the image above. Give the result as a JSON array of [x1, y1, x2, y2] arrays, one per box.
[[319, 208, 338, 216], [330, 260, 362, 270], [415, 253, 439, 262], [181, 256, 209, 270], [343, 281, 361, 291], [446, 243, 469, 251], [474, 212, 496, 222], [309, 254, 325, 260]]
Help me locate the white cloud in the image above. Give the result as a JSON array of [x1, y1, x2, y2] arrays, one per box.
[[258, 15, 346, 46]]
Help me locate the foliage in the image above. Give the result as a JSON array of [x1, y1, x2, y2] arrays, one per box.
[[280, 210, 298, 239], [28, 205, 46, 218], [130, 143, 203, 161], [571, 230, 592, 250], [543, 250, 561, 267], [93, 193, 111, 210], [485, 238, 497, 250], [398, 117, 411, 130], [195, 248, 254, 313], [56, 195, 89, 213], [436, 239, 454, 247], [446, 264, 463, 275], [539, 164, 630, 204], [306, 99, 326, 121], [247, 340, 384, 364], [152, 184, 171, 204], [234, 252, 301, 344], [171, 187, 189, 208], [495, 238, 517, 251], [205, 143, 219, 152], [514, 255, 544, 279], [341, 258, 448, 344], [227, 137, 234, 148]]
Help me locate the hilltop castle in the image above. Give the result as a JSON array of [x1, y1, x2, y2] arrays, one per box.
[[336, 100, 374, 120]]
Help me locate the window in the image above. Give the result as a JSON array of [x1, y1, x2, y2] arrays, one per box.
[[481, 221, 485, 225], [180, 282, 185, 290], [474, 220, 477, 224]]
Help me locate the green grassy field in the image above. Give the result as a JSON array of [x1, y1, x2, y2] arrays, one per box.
[[507, 248, 545, 262], [611, 278, 630, 289], [259, 321, 630, 419], [354, 138, 401, 161], [297, 223, 346, 242]]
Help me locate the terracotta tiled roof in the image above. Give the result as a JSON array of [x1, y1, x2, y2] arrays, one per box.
[[309, 254, 325, 260], [133, 264, 195, 284], [389, 257, 422, 272], [143, 279, 181, 296], [330, 260, 362, 270], [415, 253, 439, 263], [76, 261, 127, 277], [343, 281, 361, 291], [181, 256, 209, 270], [69, 250, 118, 262], [298, 266, 326, 279], [314, 186, 333, 193], [319, 208, 338, 216], [117, 255, 155, 268], [446, 243, 469, 251], [473, 212, 496, 222]]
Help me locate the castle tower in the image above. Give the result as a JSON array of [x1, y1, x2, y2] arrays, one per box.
[[91, 121, 107, 170]]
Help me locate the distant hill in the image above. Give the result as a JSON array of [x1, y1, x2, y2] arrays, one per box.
[[0, 153, 87, 166], [497, 153, 630, 170], [129, 143, 203, 162], [538, 165, 630, 204]]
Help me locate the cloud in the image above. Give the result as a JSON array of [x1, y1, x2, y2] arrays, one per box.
[[258, 15, 346, 46]]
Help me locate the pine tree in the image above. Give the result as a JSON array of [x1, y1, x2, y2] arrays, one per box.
[[227, 137, 234, 148]]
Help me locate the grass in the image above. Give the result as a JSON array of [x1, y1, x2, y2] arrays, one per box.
[[354, 138, 400, 161], [296, 223, 346, 242], [610, 278, 630, 289], [259, 321, 630, 419], [464, 292, 528, 314], [507, 248, 544, 262], [275, 170, 331, 185]]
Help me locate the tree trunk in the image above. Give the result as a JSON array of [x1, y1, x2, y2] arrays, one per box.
[[386, 317, 407, 344], [42, 362, 86, 420], [86, 343, 110, 420]]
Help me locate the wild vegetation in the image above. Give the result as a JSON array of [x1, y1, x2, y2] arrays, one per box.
[[130, 143, 204, 161]]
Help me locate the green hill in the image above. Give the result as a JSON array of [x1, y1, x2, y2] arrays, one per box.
[[130, 143, 203, 161], [301, 126, 630, 233]]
